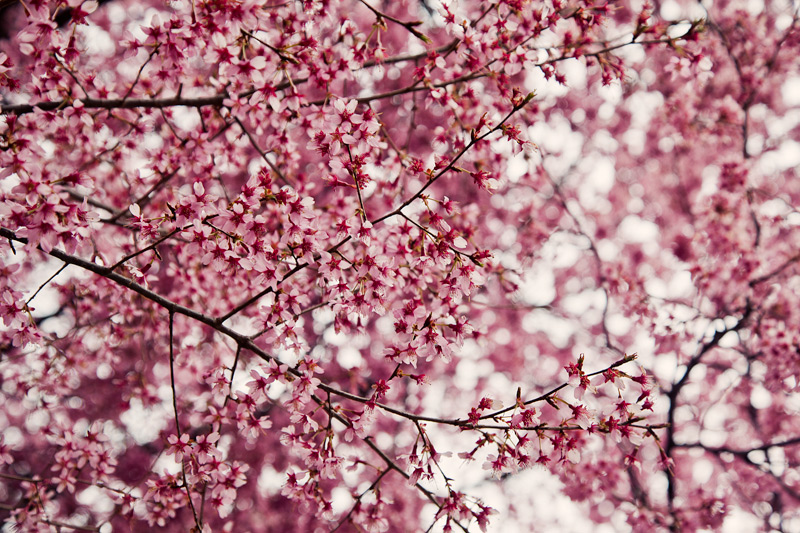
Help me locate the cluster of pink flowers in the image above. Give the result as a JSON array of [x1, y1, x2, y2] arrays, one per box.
[[1, 0, 800, 531]]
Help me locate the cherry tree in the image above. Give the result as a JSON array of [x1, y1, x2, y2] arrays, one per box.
[[1, 0, 799, 530]]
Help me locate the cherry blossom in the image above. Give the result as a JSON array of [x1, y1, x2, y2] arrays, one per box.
[[1, 0, 799, 531]]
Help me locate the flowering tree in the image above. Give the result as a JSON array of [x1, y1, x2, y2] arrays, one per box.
[[1, 0, 799, 530]]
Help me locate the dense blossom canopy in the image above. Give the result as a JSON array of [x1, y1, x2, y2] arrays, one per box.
[[1, 0, 799, 531]]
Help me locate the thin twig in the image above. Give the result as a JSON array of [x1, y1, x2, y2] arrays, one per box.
[[26, 264, 68, 305]]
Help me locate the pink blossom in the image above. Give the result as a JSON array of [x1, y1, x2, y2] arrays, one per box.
[[0, 1, 794, 531], [166, 433, 191, 463]]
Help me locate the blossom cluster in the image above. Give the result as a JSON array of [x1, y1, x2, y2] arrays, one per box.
[[2, 0, 800, 531]]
